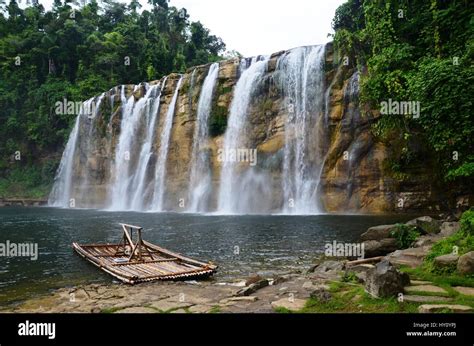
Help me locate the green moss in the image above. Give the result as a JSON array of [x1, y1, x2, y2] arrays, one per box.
[[209, 105, 228, 137], [209, 305, 221, 313], [100, 306, 124, 314]]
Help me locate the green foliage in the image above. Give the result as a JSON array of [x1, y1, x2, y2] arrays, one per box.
[[0, 1, 226, 196], [341, 271, 359, 283], [0, 163, 56, 198], [423, 210, 474, 274], [332, 0, 474, 185], [390, 224, 420, 249]]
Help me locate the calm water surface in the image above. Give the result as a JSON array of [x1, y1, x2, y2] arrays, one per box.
[[0, 207, 418, 305]]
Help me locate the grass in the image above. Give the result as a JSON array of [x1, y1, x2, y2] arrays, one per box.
[[298, 283, 420, 313], [100, 306, 124, 313]]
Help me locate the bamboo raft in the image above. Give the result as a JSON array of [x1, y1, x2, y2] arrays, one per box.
[[73, 223, 217, 284]]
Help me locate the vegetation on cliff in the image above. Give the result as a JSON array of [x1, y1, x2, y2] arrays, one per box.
[[332, 0, 473, 191], [0, 0, 226, 197]]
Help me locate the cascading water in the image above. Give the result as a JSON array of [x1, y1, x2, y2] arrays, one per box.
[[187, 63, 219, 212], [108, 85, 140, 210], [216, 57, 270, 214], [150, 76, 183, 211], [277, 45, 326, 214], [48, 99, 90, 207], [129, 81, 165, 210], [49, 44, 358, 214]]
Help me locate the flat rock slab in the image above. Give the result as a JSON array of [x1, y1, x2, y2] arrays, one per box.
[[115, 307, 157, 313], [220, 296, 258, 304], [149, 300, 192, 312], [386, 246, 432, 268], [418, 304, 473, 313], [271, 298, 306, 311], [403, 295, 453, 303], [405, 285, 447, 295], [410, 280, 433, 285], [453, 286, 474, 296]]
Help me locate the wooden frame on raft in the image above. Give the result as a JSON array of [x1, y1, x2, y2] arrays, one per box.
[[72, 223, 217, 284]]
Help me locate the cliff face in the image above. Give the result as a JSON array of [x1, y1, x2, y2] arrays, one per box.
[[55, 43, 440, 213]]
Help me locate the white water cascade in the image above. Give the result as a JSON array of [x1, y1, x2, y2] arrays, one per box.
[[187, 63, 219, 212], [278, 45, 326, 214], [48, 99, 90, 207], [150, 76, 183, 211], [49, 44, 351, 214], [216, 57, 270, 214], [128, 82, 165, 210]]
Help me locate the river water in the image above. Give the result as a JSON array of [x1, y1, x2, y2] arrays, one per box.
[[0, 207, 417, 305]]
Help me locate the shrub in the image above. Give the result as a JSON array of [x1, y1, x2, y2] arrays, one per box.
[[390, 224, 420, 249]]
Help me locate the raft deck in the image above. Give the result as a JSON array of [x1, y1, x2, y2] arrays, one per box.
[[73, 223, 217, 284]]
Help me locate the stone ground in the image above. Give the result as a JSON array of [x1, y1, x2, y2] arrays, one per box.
[[4, 266, 474, 314], [4, 273, 324, 314]]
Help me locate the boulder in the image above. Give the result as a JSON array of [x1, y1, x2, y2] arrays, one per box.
[[406, 216, 441, 234], [434, 254, 459, 269], [360, 224, 397, 241], [363, 238, 399, 257], [457, 251, 474, 275], [364, 260, 409, 298], [413, 234, 442, 247], [440, 222, 460, 237]]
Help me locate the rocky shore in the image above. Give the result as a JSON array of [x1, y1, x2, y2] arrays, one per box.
[[4, 213, 474, 314]]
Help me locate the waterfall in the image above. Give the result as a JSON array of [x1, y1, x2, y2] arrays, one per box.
[[216, 57, 269, 214], [48, 100, 90, 207], [48, 44, 359, 214], [129, 81, 165, 210], [108, 85, 140, 210], [187, 63, 219, 212], [150, 76, 183, 211], [278, 45, 326, 214]]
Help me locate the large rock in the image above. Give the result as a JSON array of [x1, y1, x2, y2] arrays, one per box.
[[457, 251, 474, 275], [360, 224, 397, 241], [406, 216, 441, 234], [363, 238, 399, 257], [434, 254, 459, 269], [364, 260, 409, 298], [440, 222, 460, 237]]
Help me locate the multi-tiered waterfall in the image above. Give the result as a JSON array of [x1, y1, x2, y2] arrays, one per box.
[[49, 43, 373, 214]]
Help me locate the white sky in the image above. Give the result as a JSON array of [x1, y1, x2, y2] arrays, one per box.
[[30, 0, 347, 56]]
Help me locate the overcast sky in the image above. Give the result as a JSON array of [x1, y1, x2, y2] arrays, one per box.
[[32, 0, 346, 56]]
